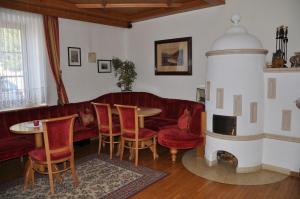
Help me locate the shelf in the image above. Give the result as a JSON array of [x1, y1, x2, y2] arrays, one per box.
[[263, 67, 300, 73]]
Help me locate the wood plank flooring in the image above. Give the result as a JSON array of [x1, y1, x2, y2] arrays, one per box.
[[0, 140, 299, 199]]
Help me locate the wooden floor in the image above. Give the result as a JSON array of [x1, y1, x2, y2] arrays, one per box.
[[1, 140, 299, 199]]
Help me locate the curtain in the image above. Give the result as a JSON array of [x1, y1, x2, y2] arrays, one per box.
[[43, 15, 69, 105], [0, 8, 47, 110]]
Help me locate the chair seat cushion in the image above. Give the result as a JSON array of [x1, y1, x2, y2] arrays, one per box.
[[123, 128, 157, 139], [100, 125, 121, 135], [29, 148, 71, 162], [158, 127, 203, 149]]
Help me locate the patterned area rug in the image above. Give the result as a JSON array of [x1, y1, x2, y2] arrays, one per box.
[[0, 154, 167, 198]]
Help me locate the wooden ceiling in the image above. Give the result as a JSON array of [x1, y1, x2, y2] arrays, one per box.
[[0, 0, 225, 28]]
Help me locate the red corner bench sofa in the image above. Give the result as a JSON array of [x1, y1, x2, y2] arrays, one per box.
[[0, 92, 205, 162]]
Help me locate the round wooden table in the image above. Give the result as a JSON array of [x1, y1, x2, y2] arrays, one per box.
[[112, 107, 162, 128], [10, 121, 43, 148]]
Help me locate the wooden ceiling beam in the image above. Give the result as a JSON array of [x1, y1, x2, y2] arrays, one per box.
[[76, 3, 183, 9], [201, 0, 226, 5], [130, 0, 225, 22], [0, 0, 132, 28], [14, 0, 131, 22]]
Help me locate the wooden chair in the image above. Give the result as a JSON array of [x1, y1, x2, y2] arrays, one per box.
[[115, 104, 158, 166], [92, 102, 121, 159], [26, 114, 78, 194]]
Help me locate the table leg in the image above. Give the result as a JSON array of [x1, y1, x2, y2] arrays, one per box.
[[34, 133, 43, 148], [34, 133, 45, 172], [139, 116, 145, 128]]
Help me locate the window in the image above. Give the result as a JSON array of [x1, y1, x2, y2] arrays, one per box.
[[0, 8, 47, 110]]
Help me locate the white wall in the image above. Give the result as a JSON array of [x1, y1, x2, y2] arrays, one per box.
[[126, 0, 300, 101], [47, 18, 126, 105], [264, 73, 300, 137]]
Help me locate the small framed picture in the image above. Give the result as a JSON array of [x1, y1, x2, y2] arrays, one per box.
[[68, 47, 81, 66], [97, 60, 111, 73], [88, 52, 96, 63]]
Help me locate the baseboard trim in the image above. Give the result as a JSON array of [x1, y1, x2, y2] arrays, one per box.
[[290, 171, 300, 178], [236, 165, 261, 173], [262, 164, 291, 175], [204, 158, 296, 175]]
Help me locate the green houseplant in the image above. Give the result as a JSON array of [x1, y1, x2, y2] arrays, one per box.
[[112, 57, 137, 91]]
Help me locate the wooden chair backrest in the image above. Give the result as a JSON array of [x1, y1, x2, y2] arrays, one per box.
[[114, 104, 138, 139], [92, 102, 113, 134], [42, 114, 77, 162]]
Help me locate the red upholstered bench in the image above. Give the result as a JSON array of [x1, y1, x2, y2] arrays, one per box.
[[0, 136, 34, 162], [0, 92, 204, 162]]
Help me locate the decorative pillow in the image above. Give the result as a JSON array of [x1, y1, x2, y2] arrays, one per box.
[[79, 108, 95, 128], [177, 108, 191, 130]]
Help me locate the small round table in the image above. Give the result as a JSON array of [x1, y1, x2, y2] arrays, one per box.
[[10, 121, 43, 148]]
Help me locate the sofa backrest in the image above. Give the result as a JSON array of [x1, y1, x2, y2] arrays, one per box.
[[92, 92, 205, 136], [0, 101, 92, 139], [0, 92, 205, 140]]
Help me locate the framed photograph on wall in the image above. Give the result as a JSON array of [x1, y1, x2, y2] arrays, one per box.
[[68, 47, 81, 66], [155, 37, 192, 75], [97, 60, 112, 73]]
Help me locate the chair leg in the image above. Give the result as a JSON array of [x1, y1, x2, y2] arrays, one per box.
[[31, 165, 35, 188], [135, 141, 139, 166], [24, 159, 33, 191], [70, 157, 79, 187], [47, 162, 55, 194], [98, 134, 102, 159], [153, 137, 157, 160], [116, 136, 121, 156], [63, 161, 67, 176], [120, 138, 125, 160], [109, 136, 113, 160], [170, 148, 178, 163], [52, 164, 63, 184]]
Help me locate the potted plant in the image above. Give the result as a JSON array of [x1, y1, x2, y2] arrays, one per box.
[[112, 57, 137, 91]]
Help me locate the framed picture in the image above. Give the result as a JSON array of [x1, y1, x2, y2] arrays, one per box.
[[97, 60, 111, 73], [88, 52, 96, 63], [68, 47, 81, 66], [155, 37, 192, 75]]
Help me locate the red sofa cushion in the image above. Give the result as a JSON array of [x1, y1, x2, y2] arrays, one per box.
[[79, 108, 96, 128], [177, 108, 191, 130], [158, 127, 203, 149], [73, 126, 97, 142], [144, 117, 177, 131], [0, 136, 34, 162]]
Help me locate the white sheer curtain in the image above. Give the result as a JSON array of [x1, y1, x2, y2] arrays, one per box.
[[0, 8, 47, 110]]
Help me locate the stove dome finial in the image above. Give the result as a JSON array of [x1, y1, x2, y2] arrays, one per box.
[[231, 14, 241, 25]]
